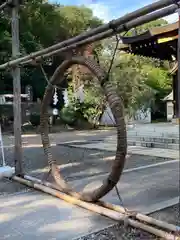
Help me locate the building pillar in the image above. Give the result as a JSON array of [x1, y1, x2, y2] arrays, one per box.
[[172, 73, 179, 120]]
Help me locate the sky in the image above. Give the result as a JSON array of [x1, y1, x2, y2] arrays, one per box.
[[49, 0, 178, 24]]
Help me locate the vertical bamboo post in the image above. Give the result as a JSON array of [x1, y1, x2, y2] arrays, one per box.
[[11, 0, 23, 175]]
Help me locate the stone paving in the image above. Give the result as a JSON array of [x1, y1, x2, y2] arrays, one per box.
[[0, 191, 115, 240], [127, 122, 179, 137], [0, 159, 179, 240], [0, 123, 179, 239], [59, 142, 179, 159], [126, 123, 179, 150], [1, 122, 179, 146]]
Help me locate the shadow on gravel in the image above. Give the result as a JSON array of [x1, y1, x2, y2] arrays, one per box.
[[0, 144, 176, 195], [0, 192, 113, 240]]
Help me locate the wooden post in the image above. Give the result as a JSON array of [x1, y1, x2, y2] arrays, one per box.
[[11, 0, 23, 175], [173, 74, 178, 119]]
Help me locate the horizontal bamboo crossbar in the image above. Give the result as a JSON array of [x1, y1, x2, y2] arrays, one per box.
[[0, 0, 179, 69], [21, 3, 180, 67], [23, 175, 179, 234], [11, 175, 178, 240]]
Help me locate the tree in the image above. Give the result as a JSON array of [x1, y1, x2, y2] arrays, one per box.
[[87, 32, 171, 120], [0, 1, 102, 99], [0, 2, 171, 123], [57, 5, 102, 37], [126, 19, 168, 36]]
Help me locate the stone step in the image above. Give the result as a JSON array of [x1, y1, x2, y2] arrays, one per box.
[[127, 136, 179, 144], [128, 140, 179, 150], [127, 132, 178, 138]]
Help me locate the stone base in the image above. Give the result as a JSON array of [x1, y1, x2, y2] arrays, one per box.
[[171, 118, 180, 124], [0, 166, 15, 179]]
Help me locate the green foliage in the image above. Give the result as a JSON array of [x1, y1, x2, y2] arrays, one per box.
[[142, 65, 171, 94], [60, 84, 103, 125], [136, 19, 168, 34], [126, 19, 168, 36], [0, 2, 172, 123], [110, 53, 156, 114], [61, 17, 171, 121], [82, 89, 103, 122], [98, 33, 172, 117], [29, 113, 40, 126], [60, 105, 77, 125], [58, 5, 102, 37], [0, 1, 102, 97]]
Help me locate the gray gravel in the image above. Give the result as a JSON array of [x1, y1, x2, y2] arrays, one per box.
[[74, 204, 180, 240], [0, 144, 174, 194], [149, 204, 180, 227], [74, 223, 160, 240], [0, 144, 179, 240]]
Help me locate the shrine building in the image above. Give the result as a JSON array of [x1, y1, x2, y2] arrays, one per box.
[[120, 21, 179, 122]]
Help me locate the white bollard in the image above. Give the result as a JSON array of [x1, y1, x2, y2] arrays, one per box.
[[0, 124, 15, 179]]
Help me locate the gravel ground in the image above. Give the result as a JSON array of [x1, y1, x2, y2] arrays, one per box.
[[0, 144, 179, 239], [150, 204, 180, 226], [74, 223, 160, 240], [74, 205, 180, 240], [0, 144, 174, 194]]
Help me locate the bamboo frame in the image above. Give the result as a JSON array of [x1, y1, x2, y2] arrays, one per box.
[[13, 175, 178, 240], [24, 175, 179, 234], [13, 3, 180, 67], [0, 0, 179, 69], [11, 0, 23, 175], [1, 0, 179, 237], [98, 201, 180, 233]]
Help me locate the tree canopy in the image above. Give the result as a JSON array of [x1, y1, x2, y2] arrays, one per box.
[[126, 19, 168, 36], [0, 1, 172, 122], [0, 1, 102, 97]]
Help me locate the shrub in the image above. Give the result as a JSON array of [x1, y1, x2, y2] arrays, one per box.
[[60, 105, 77, 125], [30, 113, 40, 126]]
